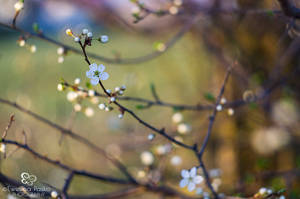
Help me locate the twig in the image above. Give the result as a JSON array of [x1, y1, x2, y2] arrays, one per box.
[[195, 66, 232, 199], [62, 171, 75, 199], [0, 98, 136, 183], [2, 114, 15, 139], [2, 139, 131, 184], [277, 0, 300, 18]]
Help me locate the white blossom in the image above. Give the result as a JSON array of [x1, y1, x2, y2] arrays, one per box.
[[170, 155, 182, 166], [58, 56, 64, 63], [148, 133, 155, 141], [50, 191, 58, 198], [30, 45, 37, 53], [57, 47, 64, 55], [86, 63, 109, 85], [216, 104, 222, 111], [74, 78, 80, 85], [118, 114, 123, 119], [67, 91, 78, 102], [180, 167, 204, 192], [140, 151, 154, 166], [57, 84, 63, 91], [87, 32, 93, 38], [82, 29, 89, 35], [85, 107, 94, 117], [74, 37, 80, 42], [100, 35, 109, 43], [177, 123, 191, 134], [14, 1, 24, 11], [0, 143, 6, 153], [172, 112, 183, 123], [74, 104, 82, 112], [98, 103, 106, 110]]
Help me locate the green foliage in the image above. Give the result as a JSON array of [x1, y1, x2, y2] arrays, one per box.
[[203, 92, 215, 102]]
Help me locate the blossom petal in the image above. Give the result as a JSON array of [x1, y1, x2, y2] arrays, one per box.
[[179, 179, 189, 188], [187, 182, 196, 192], [98, 64, 105, 72], [89, 63, 97, 71], [190, 167, 197, 178], [193, 175, 204, 184], [99, 72, 109, 80], [90, 77, 99, 85], [86, 70, 93, 78], [181, 170, 190, 178]]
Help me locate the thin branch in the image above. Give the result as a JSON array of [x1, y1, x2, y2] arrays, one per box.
[[2, 114, 15, 139], [194, 67, 233, 199], [62, 171, 75, 199], [0, 98, 136, 183], [277, 0, 300, 18], [0, 16, 196, 65], [2, 139, 131, 185]]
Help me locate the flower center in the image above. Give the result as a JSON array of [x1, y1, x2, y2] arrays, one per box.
[[93, 70, 100, 77]]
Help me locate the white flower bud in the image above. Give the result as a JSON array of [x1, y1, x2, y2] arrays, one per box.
[[88, 90, 95, 97], [121, 85, 126, 90], [259, 187, 267, 195], [19, 40, 25, 47], [14, 1, 24, 11], [58, 56, 64, 63], [74, 37, 80, 42], [85, 107, 94, 117], [50, 191, 58, 198], [172, 112, 183, 123], [110, 97, 116, 102], [118, 114, 123, 119], [100, 35, 109, 43], [98, 103, 106, 110], [74, 104, 82, 112], [148, 133, 155, 141], [216, 104, 222, 111], [0, 144, 6, 153], [82, 29, 88, 34], [227, 108, 234, 116], [106, 89, 111, 94], [57, 84, 63, 91], [140, 151, 154, 166], [177, 123, 191, 134], [67, 91, 78, 102], [170, 155, 182, 166], [57, 47, 64, 55], [115, 87, 120, 92], [30, 45, 37, 53], [87, 32, 93, 38], [220, 97, 227, 104], [74, 78, 80, 85]]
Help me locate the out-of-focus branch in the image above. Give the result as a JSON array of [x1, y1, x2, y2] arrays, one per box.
[[0, 16, 196, 65], [277, 0, 300, 18], [0, 98, 136, 183], [2, 139, 131, 184]]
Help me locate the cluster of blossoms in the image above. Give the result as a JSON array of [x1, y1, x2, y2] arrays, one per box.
[[98, 85, 126, 116], [254, 187, 285, 199], [216, 97, 235, 116], [65, 28, 109, 44], [57, 78, 127, 119], [180, 167, 223, 198], [56, 47, 66, 63], [17, 37, 37, 53], [172, 112, 192, 134]]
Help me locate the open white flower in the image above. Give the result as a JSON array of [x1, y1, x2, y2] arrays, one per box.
[[180, 167, 204, 192], [86, 63, 109, 85]]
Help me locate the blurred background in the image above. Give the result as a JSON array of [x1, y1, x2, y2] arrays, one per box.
[[0, 0, 299, 198]]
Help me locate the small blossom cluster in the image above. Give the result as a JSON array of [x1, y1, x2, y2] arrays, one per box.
[[17, 36, 37, 53], [216, 97, 235, 116], [57, 47, 66, 63], [98, 85, 126, 118], [65, 28, 109, 44], [172, 112, 192, 134], [254, 188, 285, 199], [169, 0, 183, 15]]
